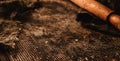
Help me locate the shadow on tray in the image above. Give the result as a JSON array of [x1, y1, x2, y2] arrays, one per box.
[[0, 1, 42, 22], [76, 13, 120, 37]]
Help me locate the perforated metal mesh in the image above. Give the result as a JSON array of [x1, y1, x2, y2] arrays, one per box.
[[0, 0, 120, 61]]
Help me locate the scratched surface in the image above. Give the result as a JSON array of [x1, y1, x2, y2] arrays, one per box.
[[0, 0, 120, 61]]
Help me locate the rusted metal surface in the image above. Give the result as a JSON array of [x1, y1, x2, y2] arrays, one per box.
[[0, 0, 120, 61]]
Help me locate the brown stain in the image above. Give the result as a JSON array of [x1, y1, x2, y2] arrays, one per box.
[[0, 0, 120, 61]]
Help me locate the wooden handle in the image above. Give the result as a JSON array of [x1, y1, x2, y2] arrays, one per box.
[[71, 0, 120, 30]]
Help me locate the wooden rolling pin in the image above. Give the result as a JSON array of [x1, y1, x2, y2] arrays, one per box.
[[71, 0, 120, 30]]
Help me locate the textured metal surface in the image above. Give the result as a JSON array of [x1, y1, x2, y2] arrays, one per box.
[[0, 0, 120, 61]]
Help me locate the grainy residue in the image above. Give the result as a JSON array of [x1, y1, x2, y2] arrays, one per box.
[[0, 0, 120, 61]]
